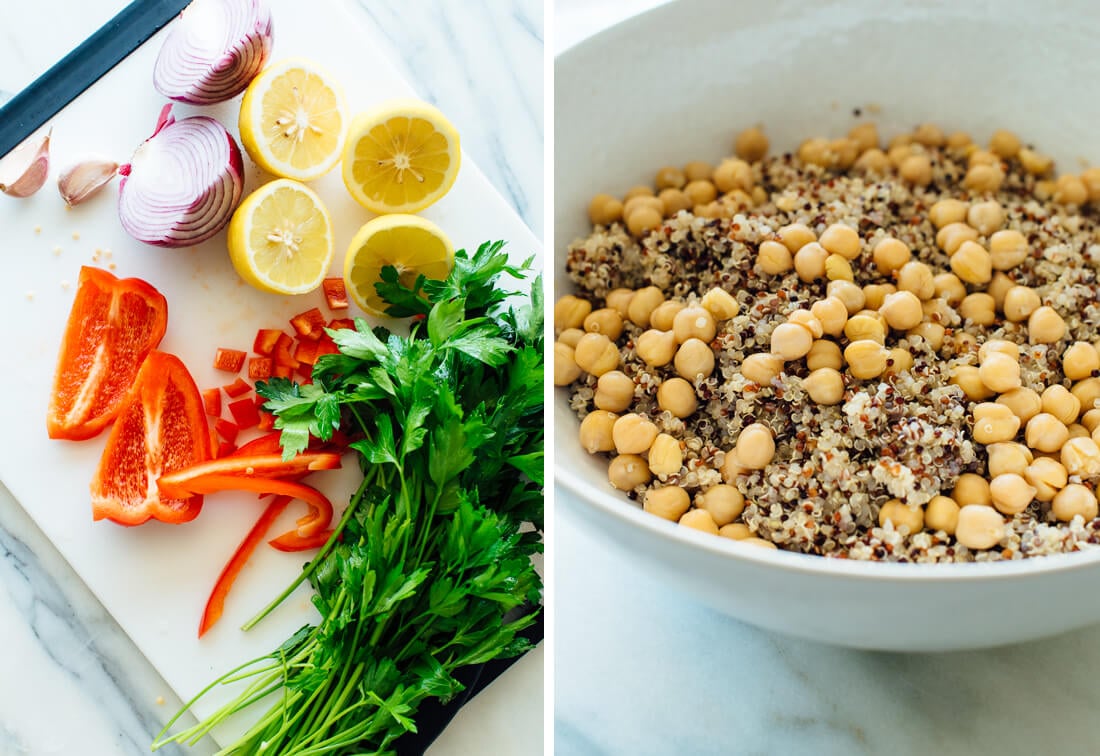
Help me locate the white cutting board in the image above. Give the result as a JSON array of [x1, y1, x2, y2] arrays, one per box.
[[0, 0, 542, 750]]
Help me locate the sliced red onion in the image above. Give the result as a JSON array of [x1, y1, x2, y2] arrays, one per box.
[[118, 104, 244, 248], [153, 0, 273, 105]]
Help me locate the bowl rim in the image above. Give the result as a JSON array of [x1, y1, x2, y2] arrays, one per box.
[[553, 0, 1100, 583]]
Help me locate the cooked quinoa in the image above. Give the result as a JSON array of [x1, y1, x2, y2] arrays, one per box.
[[557, 124, 1100, 563]]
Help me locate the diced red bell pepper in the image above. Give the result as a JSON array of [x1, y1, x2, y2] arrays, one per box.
[[315, 335, 339, 359], [252, 328, 282, 356], [231, 431, 282, 456], [223, 377, 251, 398], [217, 440, 237, 458], [273, 332, 298, 368], [47, 266, 168, 440], [273, 364, 293, 379], [248, 357, 273, 380], [294, 339, 319, 366], [269, 529, 334, 552], [327, 318, 355, 331], [227, 397, 260, 429], [214, 418, 239, 444], [201, 387, 222, 417], [290, 307, 327, 341], [199, 495, 291, 637], [213, 348, 246, 373], [258, 411, 276, 431], [91, 351, 210, 525], [322, 278, 349, 310]]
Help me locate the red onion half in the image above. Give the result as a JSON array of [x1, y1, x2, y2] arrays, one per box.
[[118, 105, 244, 248], [153, 0, 273, 105]]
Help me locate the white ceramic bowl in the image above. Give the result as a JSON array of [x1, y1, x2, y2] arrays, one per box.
[[555, 0, 1100, 651]]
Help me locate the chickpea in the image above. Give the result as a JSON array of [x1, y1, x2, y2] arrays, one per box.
[[936, 222, 980, 255], [827, 280, 867, 314], [696, 485, 745, 526], [623, 185, 655, 200], [888, 142, 913, 167], [989, 129, 1022, 159], [950, 240, 993, 285], [979, 338, 1019, 361], [644, 486, 691, 521], [831, 138, 860, 169], [775, 223, 816, 253], [825, 254, 854, 282], [1061, 436, 1100, 478], [1054, 174, 1089, 206], [757, 240, 793, 275], [862, 283, 896, 311], [946, 131, 974, 151], [967, 201, 1006, 237], [679, 508, 720, 535], [555, 295, 592, 333], [771, 322, 815, 361], [605, 288, 635, 316], [899, 153, 933, 186], [955, 505, 1005, 550], [718, 523, 753, 541], [932, 274, 968, 305], [734, 126, 769, 162], [683, 180, 717, 206], [844, 340, 889, 380], [736, 423, 776, 469], [654, 165, 686, 190], [612, 413, 659, 455], [884, 347, 915, 375], [951, 365, 994, 401], [1041, 385, 1081, 426], [921, 297, 953, 326], [741, 353, 784, 385], [953, 473, 993, 507], [673, 305, 717, 344], [658, 188, 692, 216], [976, 352, 1021, 394], [720, 448, 747, 484], [588, 194, 624, 226], [819, 224, 862, 260], [1052, 484, 1099, 522], [636, 329, 677, 367], [897, 261, 936, 300], [574, 333, 620, 376], [1025, 412, 1070, 453], [609, 454, 652, 490], [949, 332, 980, 356], [987, 442, 1034, 477], [878, 499, 924, 533], [1082, 409, 1100, 434], [803, 367, 845, 405], [1083, 167, 1100, 202], [701, 287, 740, 321], [648, 433, 684, 477], [1073, 378, 1100, 415], [1028, 306, 1066, 345], [807, 339, 844, 372], [989, 229, 1029, 271], [584, 308, 624, 340], [594, 371, 635, 412], [1025, 457, 1068, 501], [929, 199, 969, 229], [876, 290, 922, 331], [1019, 148, 1053, 175], [579, 410, 618, 453], [964, 163, 1005, 193], [844, 314, 886, 345], [657, 377, 697, 418], [623, 196, 664, 220], [626, 205, 663, 237], [741, 537, 779, 550], [986, 272, 1015, 311], [1002, 286, 1041, 323], [787, 310, 825, 339], [683, 160, 713, 182], [847, 122, 879, 152], [674, 338, 715, 380], [627, 286, 665, 328], [972, 402, 1022, 444], [650, 300, 686, 331], [959, 293, 996, 326], [854, 148, 890, 174], [872, 237, 910, 274], [926, 495, 960, 535], [554, 341, 582, 386], [968, 149, 1000, 168], [989, 473, 1036, 515], [997, 387, 1042, 424], [909, 122, 944, 147], [1070, 423, 1091, 440], [1064, 342, 1100, 381], [794, 242, 829, 282]]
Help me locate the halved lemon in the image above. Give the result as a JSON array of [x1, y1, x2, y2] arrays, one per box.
[[239, 58, 347, 181], [344, 214, 454, 315], [341, 99, 461, 214], [228, 179, 334, 295]]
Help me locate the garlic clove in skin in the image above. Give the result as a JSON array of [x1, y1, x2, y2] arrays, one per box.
[[58, 157, 120, 207], [0, 130, 51, 198]]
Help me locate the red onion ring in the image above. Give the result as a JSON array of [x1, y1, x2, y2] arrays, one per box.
[[118, 104, 244, 248], [153, 0, 273, 105]]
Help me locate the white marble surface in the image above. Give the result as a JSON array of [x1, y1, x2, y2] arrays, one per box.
[[0, 1, 541, 754], [553, 2, 1100, 754]]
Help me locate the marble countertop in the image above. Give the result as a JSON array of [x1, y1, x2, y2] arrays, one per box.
[[0, 1, 541, 754], [553, 2, 1100, 754]]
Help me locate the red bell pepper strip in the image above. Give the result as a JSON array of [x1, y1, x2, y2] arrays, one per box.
[[91, 351, 210, 525], [47, 266, 168, 440], [269, 528, 334, 552], [223, 377, 251, 398], [199, 495, 292, 637], [157, 452, 342, 489]]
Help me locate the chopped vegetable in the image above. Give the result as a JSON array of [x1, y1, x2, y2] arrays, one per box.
[[289, 307, 326, 340], [223, 376, 251, 398], [91, 351, 210, 525], [201, 387, 222, 417], [327, 317, 355, 331], [157, 452, 341, 487], [216, 441, 237, 458], [47, 266, 168, 440], [214, 347, 247, 372], [267, 528, 333, 552], [272, 332, 297, 368], [228, 397, 260, 428], [118, 104, 244, 247], [0, 130, 50, 198], [153, 0, 273, 105], [214, 418, 239, 444], [248, 356, 273, 380], [253, 328, 282, 356], [322, 277, 348, 310]]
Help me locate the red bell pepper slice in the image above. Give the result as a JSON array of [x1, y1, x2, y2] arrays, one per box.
[[322, 278, 349, 310], [327, 317, 355, 332], [269, 528, 334, 552], [248, 357, 273, 380], [223, 377, 251, 398], [273, 332, 298, 369], [258, 411, 276, 431], [252, 328, 282, 356], [199, 495, 292, 637], [227, 397, 260, 429], [217, 440, 237, 458], [290, 307, 327, 340], [157, 452, 342, 490], [91, 351, 210, 525], [214, 418, 239, 444], [47, 266, 168, 440], [213, 348, 246, 373], [201, 387, 222, 417]]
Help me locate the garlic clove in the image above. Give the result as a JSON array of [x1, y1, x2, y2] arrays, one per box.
[[58, 157, 120, 207], [0, 130, 51, 198]]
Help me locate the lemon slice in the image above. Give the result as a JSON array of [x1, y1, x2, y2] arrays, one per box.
[[239, 58, 347, 181], [228, 179, 334, 295], [344, 214, 454, 315], [341, 99, 461, 214]]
